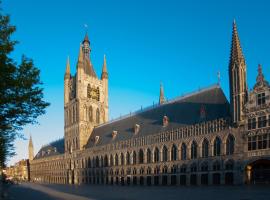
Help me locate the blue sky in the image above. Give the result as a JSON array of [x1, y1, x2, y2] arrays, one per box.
[[3, 0, 270, 165]]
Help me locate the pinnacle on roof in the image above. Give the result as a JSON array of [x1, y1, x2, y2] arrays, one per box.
[[159, 82, 165, 105], [101, 54, 108, 79], [229, 20, 245, 66], [254, 64, 269, 88], [77, 45, 84, 67], [29, 135, 33, 147]]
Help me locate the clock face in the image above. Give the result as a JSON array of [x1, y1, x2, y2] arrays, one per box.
[[88, 86, 100, 101]]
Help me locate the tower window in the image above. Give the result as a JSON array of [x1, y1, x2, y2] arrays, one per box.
[[257, 93, 266, 106], [258, 116, 267, 128]]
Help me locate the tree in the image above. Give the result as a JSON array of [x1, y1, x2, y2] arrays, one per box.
[[0, 5, 50, 168]]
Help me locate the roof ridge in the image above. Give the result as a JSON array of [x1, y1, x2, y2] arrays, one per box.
[[95, 83, 220, 128]]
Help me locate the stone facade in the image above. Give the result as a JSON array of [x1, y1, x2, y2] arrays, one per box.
[[29, 21, 270, 186]]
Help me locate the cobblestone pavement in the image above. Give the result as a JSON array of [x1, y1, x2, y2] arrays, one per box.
[[4, 182, 270, 200]]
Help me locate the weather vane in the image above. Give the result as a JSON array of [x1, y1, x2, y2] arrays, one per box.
[[84, 24, 88, 33], [217, 71, 221, 85]]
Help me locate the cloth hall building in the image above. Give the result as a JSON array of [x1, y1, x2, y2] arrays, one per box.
[[29, 21, 270, 186]]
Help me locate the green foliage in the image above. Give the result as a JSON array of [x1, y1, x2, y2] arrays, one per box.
[[0, 6, 50, 167]]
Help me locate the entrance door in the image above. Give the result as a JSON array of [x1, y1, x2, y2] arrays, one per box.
[[248, 159, 270, 184]]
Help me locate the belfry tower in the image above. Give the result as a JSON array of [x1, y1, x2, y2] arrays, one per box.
[[28, 135, 34, 161], [229, 20, 248, 126], [64, 33, 109, 152]]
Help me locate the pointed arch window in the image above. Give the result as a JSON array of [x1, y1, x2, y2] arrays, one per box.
[[133, 151, 137, 165], [191, 141, 197, 159], [115, 154, 119, 166], [202, 139, 209, 158], [226, 135, 235, 155], [181, 143, 187, 160], [87, 84, 91, 98], [171, 144, 177, 161], [154, 147, 159, 163], [162, 146, 168, 162], [213, 137, 221, 156], [110, 155, 113, 166], [95, 156, 99, 168], [89, 106, 93, 122], [104, 155, 108, 167], [96, 108, 100, 124], [139, 149, 144, 164], [147, 149, 151, 163], [126, 152, 130, 165], [120, 153, 124, 166]]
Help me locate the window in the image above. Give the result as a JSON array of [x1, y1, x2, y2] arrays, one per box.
[[120, 153, 124, 165], [181, 143, 187, 160], [126, 152, 130, 165], [147, 149, 151, 163], [89, 106, 93, 122], [162, 146, 168, 162], [96, 108, 100, 124], [154, 148, 159, 163], [248, 119, 252, 130], [201, 162, 208, 172], [226, 135, 235, 155], [191, 141, 197, 159], [180, 165, 186, 173], [133, 151, 137, 164], [115, 154, 119, 166], [96, 156, 99, 168], [252, 118, 256, 129], [225, 160, 234, 170], [104, 155, 108, 167], [258, 134, 267, 149], [257, 93, 266, 106], [258, 116, 267, 128], [87, 84, 91, 98], [202, 139, 209, 158], [171, 144, 177, 161], [139, 149, 144, 164], [213, 137, 221, 156], [110, 155, 113, 166], [213, 161, 220, 171], [190, 163, 197, 172]]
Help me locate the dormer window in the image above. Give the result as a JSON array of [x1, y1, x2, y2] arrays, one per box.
[[54, 147, 57, 152], [163, 116, 169, 127], [95, 136, 100, 144], [134, 124, 140, 135], [257, 93, 266, 106], [112, 131, 117, 138]]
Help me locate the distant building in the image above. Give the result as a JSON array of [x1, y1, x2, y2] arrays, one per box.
[[29, 21, 270, 186], [5, 159, 30, 181]]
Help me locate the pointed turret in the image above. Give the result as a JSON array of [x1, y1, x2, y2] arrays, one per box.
[[254, 64, 269, 89], [28, 135, 34, 161], [228, 20, 248, 126], [64, 56, 70, 79], [101, 54, 108, 79], [77, 45, 84, 67], [159, 82, 165, 105]]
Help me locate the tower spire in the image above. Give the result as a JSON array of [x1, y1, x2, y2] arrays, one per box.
[[101, 54, 108, 79], [254, 64, 269, 88], [228, 20, 248, 126], [28, 134, 34, 161], [65, 56, 70, 76], [159, 82, 165, 105]]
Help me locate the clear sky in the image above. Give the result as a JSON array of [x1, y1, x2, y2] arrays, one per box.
[[3, 0, 270, 166]]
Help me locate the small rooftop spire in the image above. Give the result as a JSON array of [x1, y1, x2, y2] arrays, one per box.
[[159, 82, 165, 105], [29, 134, 33, 147], [83, 32, 90, 44], [254, 64, 269, 88], [101, 54, 108, 79], [78, 45, 83, 64], [229, 20, 245, 66]]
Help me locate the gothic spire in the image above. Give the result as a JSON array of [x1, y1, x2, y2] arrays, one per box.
[[229, 20, 245, 66], [77, 45, 84, 69], [29, 134, 33, 147], [83, 32, 90, 44], [101, 54, 108, 79], [159, 82, 165, 105]]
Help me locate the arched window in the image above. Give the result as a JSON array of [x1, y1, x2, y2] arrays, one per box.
[[154, 147, 159, 163], [89, 106, 93, 122], [147, 149, 151, 163], [88, 157, 91, 168], [115, 154, 119, 166], [202, 139, 209, 158], [120, 153, 124, 165], [96, 108, 100, 124], [133, 151, 137, 165], [225, 160, 234, 170], [96, 156, 99, 168], [213, 161, 221, 171], [191, 141, 197, 159], [139, 149, 144, 164], [226, 135, 235, 155], [171, 144, 177, 161], [110, 155, 113, 166], [190, 163, 197, 172], [162, 146, 168, 162], [201, 161, 208, 171], [126, 152, 130, 165], [73, 106, 75, 123], [100, 156, 104, 167], [213, 137, 221, 156], [104, 155, 108, 167], [87, 84, 91, 98], [181, 143, 187, 160], [75, 137, 78, 150]]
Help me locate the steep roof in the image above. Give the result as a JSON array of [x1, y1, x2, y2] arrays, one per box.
[[86, 85, 230, 148], [34, 138, 64, 159]]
